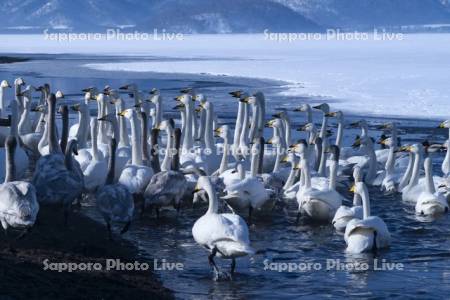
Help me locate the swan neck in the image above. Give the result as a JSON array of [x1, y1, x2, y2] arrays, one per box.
[[219, 136, 229, 174], [424, 157, 436, 194], [4, 139, 15, 183], [47, 96, 61, 154], [329, 160, 337, 189], [360, 185, 371, 219], [91, 118, 100, 160], [130, 112, 143, 165], [106, 139, 117, 185]]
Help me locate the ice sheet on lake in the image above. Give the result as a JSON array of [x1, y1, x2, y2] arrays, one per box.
[[1, 34, 450, 119]]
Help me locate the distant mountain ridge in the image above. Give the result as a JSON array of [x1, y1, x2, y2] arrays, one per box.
[[1, 0, 450, 33]]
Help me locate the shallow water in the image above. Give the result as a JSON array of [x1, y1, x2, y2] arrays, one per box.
[[2, 55, 450, 299]]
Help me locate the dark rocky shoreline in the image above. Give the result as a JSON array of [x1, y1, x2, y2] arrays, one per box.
[[0, 207, 173, 299]]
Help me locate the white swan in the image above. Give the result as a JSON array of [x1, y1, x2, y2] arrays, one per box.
[[18, 85, 42, 155], [82, 118, 108, 192], [96, 138, 134, 238], [332, 166, 364, 231], [415, 154, 449, 216], [0, 135, 39, 234], [221, 138, 275, 219], [296, 143, 344, 222], [345, 182, 391, 253], [192, 176, 254, 280], [118, 108, 153, 195]]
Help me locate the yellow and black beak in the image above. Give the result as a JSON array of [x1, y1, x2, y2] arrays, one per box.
[[174, 95, 183, 102], [438, 122, 446, 128], [349, 184, 356, 193], [118, 110, 126, 117], [70, 104, 81, 112], [229, 90, 242, 98], [239, 96, 249, 103], [192, 185, 201, 194], [325, 112, 337, 117]]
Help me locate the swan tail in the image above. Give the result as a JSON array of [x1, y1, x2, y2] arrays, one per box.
[[214, 239, 255, 257]]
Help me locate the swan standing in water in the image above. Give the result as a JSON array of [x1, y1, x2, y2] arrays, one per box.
[[438, 120, 450, 177], [0, 136, 39, 236], [144, 128, 188, 218], [296, 144, 344, 222], [345, 181, 391, 253], [221, 137, 275, 220], [415, 148, 448, 216], [118, 108, 153, 197], [96, 138, 134, 238], [81, 118, 108, 192], [32, 94, 84, 224], [192, 176, 254, 280], [332, 166, 364, 231]]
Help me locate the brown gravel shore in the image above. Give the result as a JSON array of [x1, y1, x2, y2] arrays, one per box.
[[0, 207, 173, 299]]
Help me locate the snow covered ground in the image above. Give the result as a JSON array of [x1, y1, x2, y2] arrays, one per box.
[[1, 33, 450, 119]]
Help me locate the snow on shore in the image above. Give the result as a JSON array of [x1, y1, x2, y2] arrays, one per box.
[[1, 33, 450, 119]]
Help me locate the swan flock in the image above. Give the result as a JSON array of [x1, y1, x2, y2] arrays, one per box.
[[1, 78, 449, 279]]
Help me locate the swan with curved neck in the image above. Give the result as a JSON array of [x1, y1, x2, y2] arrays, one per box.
[[148, 88, 162, 129], [332, 166, 364, 231], [0, 135, 39, 234], [296, 143, 343, 222], [345, 181, 391, 253], [193, 176, 254, 280], [221, 137, 275, 220], [414, 152, 449, 216]]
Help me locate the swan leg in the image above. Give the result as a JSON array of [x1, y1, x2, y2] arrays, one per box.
[[120, 221, 131, 235], [208, 247, 221, 280], [230, 258, 236, 277]]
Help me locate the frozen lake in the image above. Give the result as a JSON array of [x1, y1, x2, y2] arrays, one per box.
[[1, 33, 448, 119]]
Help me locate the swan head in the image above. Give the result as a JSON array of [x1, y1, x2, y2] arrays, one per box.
[[172, 102, 185, 111], [0, 80, 11, 88], [312, 103, 330, 114], [229, 90, 244, 98], [400, 143, 423, 154], [325, 110, 343, 120], [289, 139, 308, 154], [81, 86, 98, 95], [325, 145, 340, 161], [14, 77, 25, 86], [272, 110, 287, 119], [149, 88, 159, 96], [349, 182, 365, 196], [378, 135, 395, 147], [174, 94, 191, 105], [297, 122, 315, 132], [158, 119, 173, 131], [265, 118, 283, 129], [350, 119, 368, 128], [98, 112, 116, 123], [240, 95, 256, 104], [194, 93, 207, 104], [119, 83, 138, 92], [267, 135, 281, 146], [55, 90, 64, 99], [17, 85, 35, 98], [214, 125, 230, 140], [439, 120, 450, 129], [293, 103, 311, 112], [193, 176, 210, 194], [118, 108, 134, 119]]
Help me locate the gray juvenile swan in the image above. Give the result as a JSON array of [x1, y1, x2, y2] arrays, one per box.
[[96, 138, 134, 238]]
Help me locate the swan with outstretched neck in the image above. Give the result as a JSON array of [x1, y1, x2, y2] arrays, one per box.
[[32, 94, 84, 224], [192, 175, 254, 280], [0, 135, 39, 235], [96, 137, 134, 238], [345, 181, 391, 253]]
